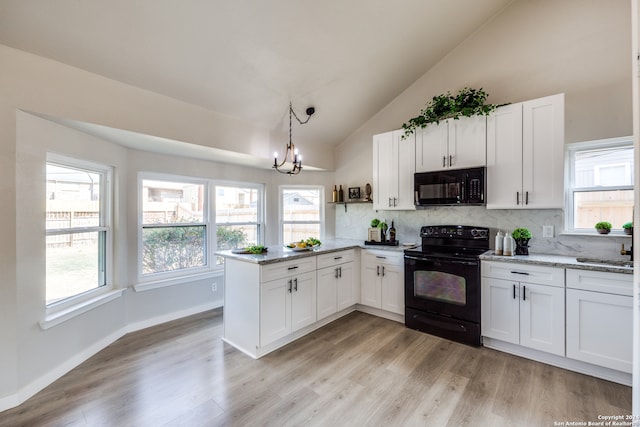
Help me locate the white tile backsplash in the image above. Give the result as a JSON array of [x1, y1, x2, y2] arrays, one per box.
[[335, 204, 632, 260]]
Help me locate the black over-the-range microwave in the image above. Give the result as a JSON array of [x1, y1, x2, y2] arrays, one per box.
[[414, 166, 486, 207]]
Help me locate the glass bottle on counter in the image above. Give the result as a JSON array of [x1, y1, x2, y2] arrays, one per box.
[[389, 220, 396, 243]]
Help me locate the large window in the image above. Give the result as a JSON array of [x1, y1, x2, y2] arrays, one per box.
[[215, 184, 263, 264], [141, 177, 208, 276], [46, 155, 111, 306], [566, 137, 634, 233], [280, 186, 323, 244]]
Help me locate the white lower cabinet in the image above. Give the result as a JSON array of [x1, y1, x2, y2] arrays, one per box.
[[261, 271, 316, 347], [565, 269, 632, 373], [316, 249, 358, 321], [361, 250, 404, 315], [481, 261, 565, 356]]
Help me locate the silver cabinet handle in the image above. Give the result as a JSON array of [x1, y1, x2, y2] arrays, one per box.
[[449, 155, 453, 167], [287, 266, 298, 271], [376, 256, 387, 259], [288, 279, 292, 293], [442, 156, 446, 167], [382, 266, 385, 277], [522, 285, 526, 301], [339, 267, 342, 278], [294, 278, 298, 292], [334, 256, 342, 260], [511, 271, 530, 275], [516, 192, 520, 205], [513, 284, 516, 299], [377, 265, 380, 276], [525, 191, 529, 205], [335, 268, 339, 279]]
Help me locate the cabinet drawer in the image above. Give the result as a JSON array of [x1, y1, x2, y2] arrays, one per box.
[[261, 256, 317, 283], [481, 261, 564, 287], [362, 249, 403, 266], [316, 249, 355, 269], [566, 268, 632, 296]]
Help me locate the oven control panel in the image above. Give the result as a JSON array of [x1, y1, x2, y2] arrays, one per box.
[[420, 225, 489, 240]]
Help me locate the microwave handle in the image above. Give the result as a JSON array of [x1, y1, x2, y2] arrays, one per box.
[[461, 177, 466, 201]]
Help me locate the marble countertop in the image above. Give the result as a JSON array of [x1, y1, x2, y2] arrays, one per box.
[[216, 239, 412, 265], [480, 251, 634, 274]]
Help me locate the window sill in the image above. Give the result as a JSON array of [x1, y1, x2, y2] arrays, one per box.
[[560, 231, 633, 238], [133, 270, 223, 293], [40, 288, 126, 330]]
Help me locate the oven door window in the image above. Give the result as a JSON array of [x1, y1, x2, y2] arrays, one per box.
[[414, 270, 466, 306]]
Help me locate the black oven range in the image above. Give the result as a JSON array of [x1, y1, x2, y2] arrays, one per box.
[[404, 225, 489, 346]]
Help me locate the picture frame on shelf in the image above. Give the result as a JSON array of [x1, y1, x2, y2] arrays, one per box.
[[348, 187, 360, 200]]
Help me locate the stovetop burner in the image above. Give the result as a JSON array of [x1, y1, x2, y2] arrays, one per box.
[[406, 225, 490, 258]]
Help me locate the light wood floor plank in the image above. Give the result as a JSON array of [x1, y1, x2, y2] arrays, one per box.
[[0, 309, 631, 427]]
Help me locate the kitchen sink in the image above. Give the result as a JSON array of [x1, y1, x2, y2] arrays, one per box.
[[576, 257, 633, 268]]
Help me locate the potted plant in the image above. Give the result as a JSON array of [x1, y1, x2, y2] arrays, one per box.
[[512, 228, 532, 255], [595, 221, 612, 235], [368, 218, 382, 242], [623, 222, 633, 235]]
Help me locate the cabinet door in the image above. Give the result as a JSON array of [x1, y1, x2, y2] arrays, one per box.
[[486, 103, 523, 209], [380, 262, 404, 315], [519, 283, 565, 356], [360, 258, 381, 309], [291, 271, 317, 332], [317, 266, 338, 321], [450, 115, 487, 169], [373, 131, 396, 210], [395, 130, 416, 210], [260, 278, 291, 346], [522, 93, 564, 208], [337, 262, 357, 311], [481, 277, 519, 344], [415, 122, 448, 172], [566, 289, 632, 373]]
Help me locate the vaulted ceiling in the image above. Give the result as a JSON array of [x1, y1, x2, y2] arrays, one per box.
[[0, 0, 513, 150]]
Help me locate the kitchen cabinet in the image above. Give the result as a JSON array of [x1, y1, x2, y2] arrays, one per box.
[[566, 269, 632, 373], [361, 250, 404, 315], [372, 130, 415, 210], [486, 93, 564, 209], [481, 261, 565, 356], [261, 266, 317, 347], [415, 115, 487, 172], [316, 249, 358, 321]]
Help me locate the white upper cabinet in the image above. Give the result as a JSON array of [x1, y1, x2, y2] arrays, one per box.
[[486, 93, 564, 209], [416, 115, 487, 172], [373, 130, 415, 210]]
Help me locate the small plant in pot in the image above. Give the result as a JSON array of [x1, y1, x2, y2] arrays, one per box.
[[595, 221, 612, 235], [623, 222, 633, 235], [512, 228, 532, 255]]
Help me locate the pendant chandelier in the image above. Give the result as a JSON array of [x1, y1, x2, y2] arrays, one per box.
[[273, 102, 315, 175]]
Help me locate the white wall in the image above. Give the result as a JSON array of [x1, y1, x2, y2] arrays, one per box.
[[335, 0, 631, 190], [334, 0, 632, 258]]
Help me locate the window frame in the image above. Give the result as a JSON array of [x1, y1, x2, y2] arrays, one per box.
[[213, 181, 265, 264], [279, 185, 324, 246], [565, 136, 634, 235], [45, 153, 113, 309], [138, 173, 211, 281]]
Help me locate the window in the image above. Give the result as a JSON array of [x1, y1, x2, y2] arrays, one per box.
[[46, 155, 111, 306], [280, 186, 323, 244], [566, 137, 634, 233], [215, 184, 263, 264], [141, 177, 208, 276]]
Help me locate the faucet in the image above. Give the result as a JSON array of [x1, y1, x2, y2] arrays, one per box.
[[621, 243, 633, 261]]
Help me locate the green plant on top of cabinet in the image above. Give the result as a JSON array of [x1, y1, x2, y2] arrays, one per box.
[[415, 115, 487, 172], [373, 130, 415, 210], [486, 93, 564, 209]]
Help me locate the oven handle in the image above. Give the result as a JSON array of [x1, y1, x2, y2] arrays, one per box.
[[404, 255, 478, 266]]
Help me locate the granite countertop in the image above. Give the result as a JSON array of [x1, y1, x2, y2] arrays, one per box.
[[480, 251, 634, 274], [215, 239, 412, 265]]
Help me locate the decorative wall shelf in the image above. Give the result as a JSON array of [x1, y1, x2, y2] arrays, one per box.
[[328, 200, 373, 212]]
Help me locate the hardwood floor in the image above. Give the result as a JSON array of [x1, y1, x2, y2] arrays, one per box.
[[0, 309, 631, 427]]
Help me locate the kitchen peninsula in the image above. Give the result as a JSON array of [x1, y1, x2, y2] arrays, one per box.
[[217, 240, 387, 358]]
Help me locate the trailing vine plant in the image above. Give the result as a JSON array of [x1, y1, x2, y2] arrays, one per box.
[[401, 87, 500, 138]]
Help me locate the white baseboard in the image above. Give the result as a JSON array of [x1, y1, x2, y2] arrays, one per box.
[[0, 300, 223, 413]]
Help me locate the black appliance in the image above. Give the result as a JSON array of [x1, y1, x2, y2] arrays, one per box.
[[414, 167, 485, 206], [404, 225, 489, 346]]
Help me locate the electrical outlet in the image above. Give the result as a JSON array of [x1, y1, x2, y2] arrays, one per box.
[[212, 283, 217, 292], [542, 225, 554, 238]]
